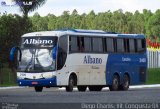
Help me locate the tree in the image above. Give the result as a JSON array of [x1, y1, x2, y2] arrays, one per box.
[[55, 11, 70, 29], [86, 10, 96, 29], [146, 9, 160, 37], [111, 9, 126, 33], [143, 9, 153, 36], [124, 12, 133, 33], [47, 14, 57, 30], [0, 14, 32, 84], [68, 9, 81, 28], [14, 0, 47, 18], [79, 13, 87, 29], [31, 12, 49, 31]]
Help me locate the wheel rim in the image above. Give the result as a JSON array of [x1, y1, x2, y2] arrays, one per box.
[[70, 79, 74, 87]]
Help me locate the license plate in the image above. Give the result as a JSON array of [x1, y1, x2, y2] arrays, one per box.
[[32, 82, 38, 85]]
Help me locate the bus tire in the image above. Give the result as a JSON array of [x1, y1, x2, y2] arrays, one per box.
[[34, 86, 43, 92], [121, 74, 129, 91], [109, 75, 119, 91], [77, 86, 87, 92], [66, 75, 75, 92]]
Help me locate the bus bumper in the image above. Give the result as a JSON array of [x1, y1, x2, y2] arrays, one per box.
[[17, 77, 57, 87]]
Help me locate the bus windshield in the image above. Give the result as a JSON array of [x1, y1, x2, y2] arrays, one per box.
[[18, 36, 57, 72]]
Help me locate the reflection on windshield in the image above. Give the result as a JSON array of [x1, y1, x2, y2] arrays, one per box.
[[18, 48, 55, 72], [37, 49, 53, 67]]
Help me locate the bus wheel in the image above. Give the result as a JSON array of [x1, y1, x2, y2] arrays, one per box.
[[109, 75, 119, 91], [34, 86, 43, 92], [121, 74, 129, 91], [77, 86, 87, 92], [89, 86, 102, 91], [66, 75, 75, 92]]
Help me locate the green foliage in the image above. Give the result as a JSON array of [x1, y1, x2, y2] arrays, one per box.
[[0, 14, 32, 63], [29, 9, 159, 37], [146, 68, 160, 84], [0, 65, 17, 86], [147, 9, 160, 37]]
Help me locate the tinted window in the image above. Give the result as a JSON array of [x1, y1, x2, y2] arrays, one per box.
[[69, 36, 78, 52], [92, 37, 103, 52], [117, 39, 125, 53], [137, 39, 146, 52], [124, 39, 129, 53], [106, 38, 114, 52], [84, 37, 92, 52], [129, 39, 135, 53], [59, 36, 68, 53]]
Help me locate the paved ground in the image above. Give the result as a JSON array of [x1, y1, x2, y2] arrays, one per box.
[[0, 87, 160, 109]]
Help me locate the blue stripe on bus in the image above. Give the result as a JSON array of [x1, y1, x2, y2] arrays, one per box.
[[118, 34, 144, 38], [17, 77, 57, 87], [56, 29, 118, 34]]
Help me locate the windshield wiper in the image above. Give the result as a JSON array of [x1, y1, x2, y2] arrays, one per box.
[[24, 55, 34, 72]]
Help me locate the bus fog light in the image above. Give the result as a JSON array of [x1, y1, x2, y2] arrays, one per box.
[[50, 81, 52, 84], [19, 82, 21, 84]]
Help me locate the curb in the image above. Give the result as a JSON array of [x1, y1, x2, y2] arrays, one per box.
[[0, 86, 25, 90], [0, 84, 160, 90], [59, 84, 160, 90], [130, 84, 160, 88]]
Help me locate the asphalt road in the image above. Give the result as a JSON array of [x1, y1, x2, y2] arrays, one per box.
[[0, 87, 160, 109]]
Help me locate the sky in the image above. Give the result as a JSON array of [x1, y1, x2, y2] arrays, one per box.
[[0, 0, 160, 16]]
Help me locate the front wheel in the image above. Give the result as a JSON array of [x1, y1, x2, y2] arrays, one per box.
[[66, 75, 75, 92], [34, 86, 43, 92], [109, 75, 119, 91]]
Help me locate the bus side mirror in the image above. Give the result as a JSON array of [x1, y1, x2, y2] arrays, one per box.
[[52, 46, 57, 60], [9, 47, 21, 61]]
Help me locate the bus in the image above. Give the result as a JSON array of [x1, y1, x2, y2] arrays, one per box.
[[10, 29, 147, 92]]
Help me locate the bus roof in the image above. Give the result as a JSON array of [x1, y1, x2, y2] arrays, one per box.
[[22, 29, 145, 38]]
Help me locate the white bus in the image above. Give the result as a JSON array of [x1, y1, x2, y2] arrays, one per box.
[[10, 29, 147, 92]]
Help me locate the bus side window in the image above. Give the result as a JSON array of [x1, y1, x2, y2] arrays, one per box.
[[106, 38, 114, 53], [77, 37, 85, 52], [69, 36, 78, 52], [124, 39, 130, 53], [117, 38, 125, 53], [137, 39, 146, 53], [84, 37, 92, 52], [57, 35, 68, 70], [142, 39, 146, 51], [92, 37, 103, 53], [80, 37, 85, 52], [129, 39, 135, 53]]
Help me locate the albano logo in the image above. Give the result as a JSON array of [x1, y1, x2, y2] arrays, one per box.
[[83, 55, 102, 64], [23, 39, 53, 45]]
